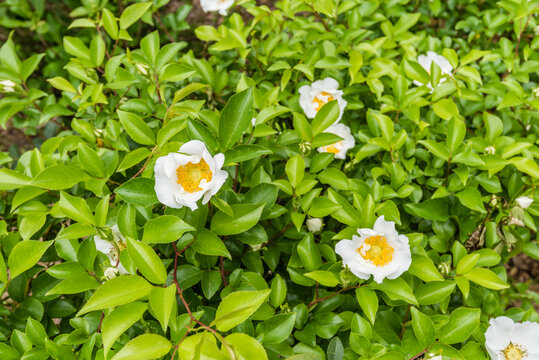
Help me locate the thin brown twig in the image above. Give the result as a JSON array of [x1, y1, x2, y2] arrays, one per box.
[[260, 223, 294, 249], [307, 285, 361, 308]]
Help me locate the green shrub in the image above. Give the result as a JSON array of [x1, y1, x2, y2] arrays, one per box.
[[0, 0, 538, 359]]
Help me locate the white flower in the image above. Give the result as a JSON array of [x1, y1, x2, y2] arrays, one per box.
[[298, 77, 347, 122], [425, 356, 442, 360], [154, 140, 228, 211], [306, 218, 323, 232], [516, 196, 533, 209], [485, 146, 496, 155], [94, 225, 129, 275], [200, 0, 234, 15], [484, 316, 539, 360], [335, 216, 412, 284], [533, 87, 539, 97], [104, 267, 120, 280], [413, 51, 453, 90], [317, 123, 355, 160]]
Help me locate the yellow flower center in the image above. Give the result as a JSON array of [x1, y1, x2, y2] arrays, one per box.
[[356, 235, 394, 267], [176, 158, 213, 193], [325, 141, 343, 154], [312, 91, 334, 111], [503, 343, 527, 360]]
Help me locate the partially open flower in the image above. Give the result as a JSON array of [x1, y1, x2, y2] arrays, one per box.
[[485, 146, 496, 155], [135, 63, 149, 75], [515, 196, 533, 209], [317, 123, 355, 160], [104, 267, 120, 280], [413, 51, 453, 90], [485, 316, 539, 360], [298, 77, 347, 122], [154, 140, 228, 211], [200, 0, 234, 15], [94, 225, 129, 275], [335, 216, 411, 284]]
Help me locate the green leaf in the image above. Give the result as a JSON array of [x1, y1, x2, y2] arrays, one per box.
[[8, 240, 53, 279], [407, 255, 444, 282], [115, 178, 158, 207], [225, 333, 268, 360], [191, 228, 231, 259], [304, 270, 340, 287], [297, 234, 323, 271], [438, 307, 480, 344], [126, 237, 167, 284], [418, 140, 450, 161], [433, 98, 459, 120], [212, 289, 271, 331], [327, 337, 344, 360], [456, 253, 480, 275], [286, 155, 305, 188], [63, 36, 90, 60], [456, 187, 486, 213], [371, 278, 417, 305], [172, 83, 208, 104], [149, 284, 176, 332], [270, 273, 287, 308], [90, 35, 105, 68], [404, 199, 450, 221], [119, 2, 152, 29], [355, 287, 378, 325], [447, 118, 466, 154], [111, 334, 171, 360], [258, 313, 296, 345], [462, 268, 509, 290], [224, 144, 272, 164], [59, 192, 95, 225], [411, 307, 436, 346], [46, 272, 100, 295], [219, 87, 254, 150], [416, 281, 456, 305], [102, 302, 148, 358], [78, 143, 106, 178], [117, 110, 155, 145], [142, 215, 195, 244], [31, 165, 90, 190], [0, 168, 31, 190], [102, 8, 118, 39], [141, 31, 159, 66], [210, 204, 264, 235], [47, 77, 77, 94], [77, 275, 152, 316], [311, 101, 340, 135], [460, 49, 489, 66], [117, 148, 151, 172]]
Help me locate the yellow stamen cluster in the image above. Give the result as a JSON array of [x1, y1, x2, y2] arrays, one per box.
[[176, 158, 213, 193], [312, 91, 334, 111], [356, 235, 394, 267], [325, 140, 343, 154], [503, 342, 527, 360]]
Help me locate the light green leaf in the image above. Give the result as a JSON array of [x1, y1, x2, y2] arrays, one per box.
[[119, 2, 152, 29], [149, 284, 176, 332], [118, 110, 155, 145], [439, 307, 480, 344], [142, 215, 195, 244], [210, 204, 264, 235], [463, 268, 510, 290], [111, 334, 171, 360], [212, 289, 271, 331], [8, 240, 53, 279], [77, 275, 151, 316], [102, 302, 148, 358], [126, 237, 168, 284], [191, 228, 231, 259], [219, 87, 254, 150]]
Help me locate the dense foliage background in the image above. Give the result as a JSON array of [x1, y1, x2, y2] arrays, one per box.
[[0, 0, 538, 359]]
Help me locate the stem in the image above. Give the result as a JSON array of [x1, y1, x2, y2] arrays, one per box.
[[261, 223, 294, 249], [306, 3, 330, 31], [514, 16, 530, 61], [409, 347, 431, 360], [130, 145, 158, 180], [220, 256, 228, 287], [307, 285, 360, 308]]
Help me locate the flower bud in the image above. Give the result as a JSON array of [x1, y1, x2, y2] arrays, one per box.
[[104, 267, 119, 280], [484, 146, 496, 155], [135, 63, 149, 75], [508, 217, 524, 227], [515, 196, 533, 209], [306, 218, 323, 232]]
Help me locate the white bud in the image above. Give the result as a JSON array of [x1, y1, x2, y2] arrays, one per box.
[[508, 217, 525, 227], [0, 80, 16, 87], [534, 87, 539, 97], [425, 356, 442, 360], [2, 87, 15, 93], [484, 146, 496, 155], [516, 196, 533, 209], [306, 218, 323, 232], [104, 267, 119, 280], [135, 63, 149, 75], [251, 117, 257, 127]]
